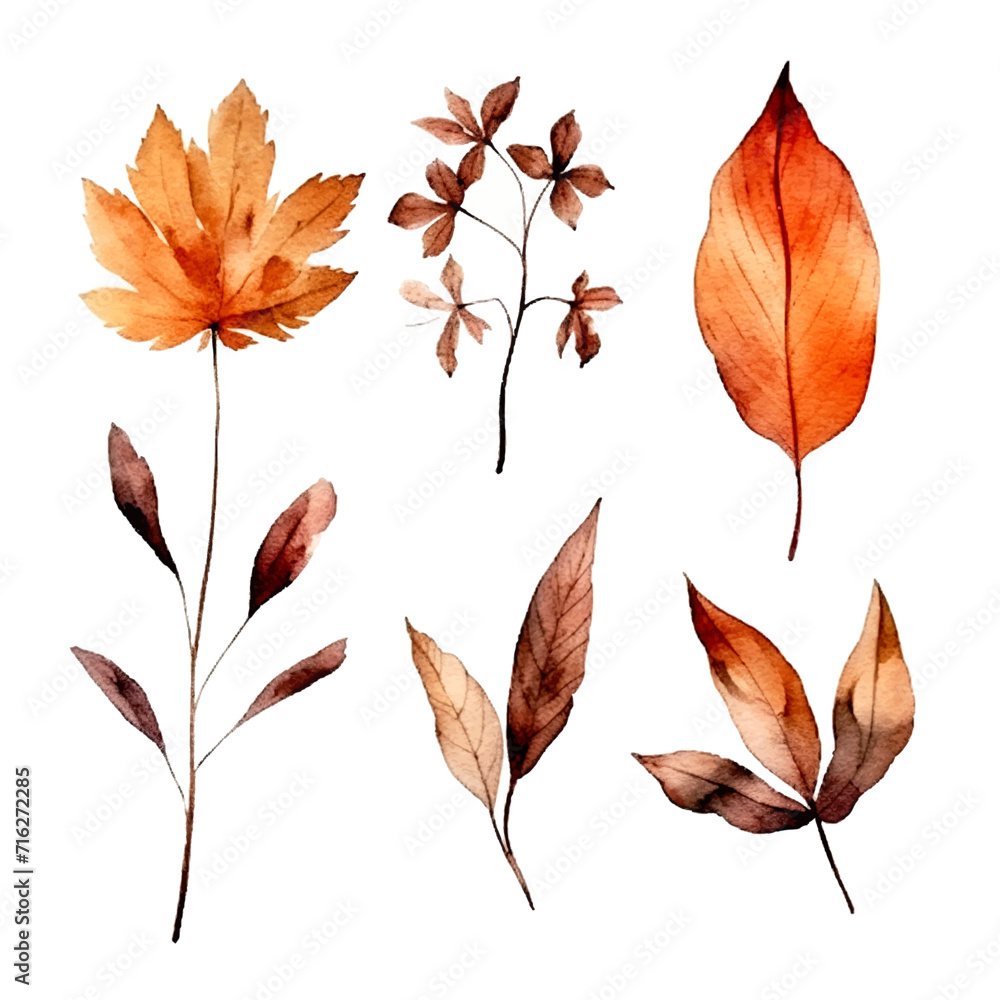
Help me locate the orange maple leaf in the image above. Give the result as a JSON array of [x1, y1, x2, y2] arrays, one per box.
[[81, 80, 364, 351]]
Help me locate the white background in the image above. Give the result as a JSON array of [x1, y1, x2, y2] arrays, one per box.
[[2, 0, 999, 997]]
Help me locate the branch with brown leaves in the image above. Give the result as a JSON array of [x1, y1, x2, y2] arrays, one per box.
[[389, 78, 620, 473], [73, 82, 358, 942], [405, 501, 601, 907], [634, 579, 915, 913]]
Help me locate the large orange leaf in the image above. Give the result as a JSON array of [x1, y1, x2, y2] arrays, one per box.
[[694, 63, 879, 559], [82, 81, 363, 351]]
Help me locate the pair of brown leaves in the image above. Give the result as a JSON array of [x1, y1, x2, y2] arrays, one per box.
[[389, 78, 614, 257], [73, 426, 346, 763], [694, 64, 879, 559], [406, 501, 601, 907], [82, 81, 363, 351], [635, 579, 915, 912]]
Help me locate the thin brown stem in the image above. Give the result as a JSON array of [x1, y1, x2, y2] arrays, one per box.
[[195, 617, 249, 708], [456, 206, 521, 255], [171, 326, 221, 943], [196, 721, 239, 771], [523, 295, 571, 310], [500, 780, 534, 909], [495, 181, 552, 474], [788, 464, 803, 561], [815, 816, 854, 914]]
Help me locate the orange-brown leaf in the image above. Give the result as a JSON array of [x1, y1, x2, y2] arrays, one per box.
[[436, 310, 460, 375], [413, 116, 476, 145], [426, 159, 463, 205], [687, 580, 820, 800], [236, 639, 346, 729], [565, 164, 613, 197], [550, 111, 581, 172], [71, 647, 165, 752], [634, 751, 812, 833], [694, 63, 878, 472], [444, 89, 482, 137], [816, 584, 915, 823], [249, 479, 337, 616], [480, 77, 520, 140], [550, 178, 582, 229], [507, 144, 552, 180], [507, 501, 600, 780], [406, 622, 504, 812], [388, 193, 447, 229], [422, 213, 456, 257]]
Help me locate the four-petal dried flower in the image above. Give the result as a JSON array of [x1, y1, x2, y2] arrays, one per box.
[[508, 111, 614, 229], [388, 159, 467, 257], [556, 271, 622, 366], [400, 255, 490, 375]]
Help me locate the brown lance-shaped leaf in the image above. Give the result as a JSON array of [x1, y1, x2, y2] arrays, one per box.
[[687, 579, 820, 800], [634, 751, 812, 833], [249, 479, 337, 617], [507, 500, 600, 780], [693, 63, 879, 559], [235, 639, 346, 729], [70, 647, 165, 752], [815, 583, 915, 823], [406, 621, 503, 812], [108, 423, 178, 576]]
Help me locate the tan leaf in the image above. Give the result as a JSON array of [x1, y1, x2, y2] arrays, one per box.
[[412, 116, 476, 145], [634, 751, 812, 833], [388, 193, 447, 229], [406, 621, 503, 812], [443, 89, 482, 137], [550, 178, 582, 229], [436, 310, 460, 375], [506, 144, 552, 180], [565, 164, 614, 197], [816, 584, 915, 822], [507, 501, 600, 780], [400, 280, 451, 311], [687, 579, 821, 800]]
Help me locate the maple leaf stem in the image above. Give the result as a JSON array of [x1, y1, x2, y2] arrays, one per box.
[[172, 324, 221, 944], [788, 463, 803, 561], [814, 816, 854, 914], [500, 779, 535, 909]]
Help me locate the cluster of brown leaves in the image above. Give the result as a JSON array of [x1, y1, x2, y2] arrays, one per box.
[[635, 579, 915, 910], [388, 78, 614, 255], [693, 63, 879, 558], [74, 426, 347, 766], [82, 81, 363, 351], [406, 501, 601, 907]]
